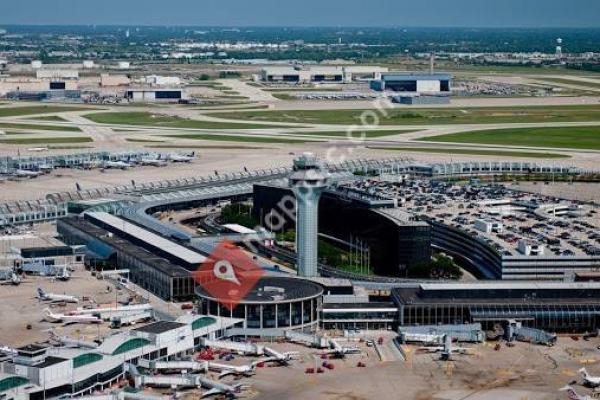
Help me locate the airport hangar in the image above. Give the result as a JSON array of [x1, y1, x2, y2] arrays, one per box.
[[260, 65, 388, 83], [370, 72, 452, 104]]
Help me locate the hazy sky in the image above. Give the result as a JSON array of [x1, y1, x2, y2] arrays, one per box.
[[2, 0, 599, 27]]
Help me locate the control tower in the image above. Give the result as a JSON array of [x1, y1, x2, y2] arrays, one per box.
[[289, 153, 329, 277]]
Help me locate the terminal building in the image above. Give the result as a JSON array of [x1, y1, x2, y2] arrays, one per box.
[[0, 316, 241, 400], [196, 276, 323, 334], [391, 282, 600, 332], [58, 212, 203, 301], [252, 183, 432, 277]]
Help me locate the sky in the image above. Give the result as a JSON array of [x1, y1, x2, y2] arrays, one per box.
[[1, 0, 600, 28]]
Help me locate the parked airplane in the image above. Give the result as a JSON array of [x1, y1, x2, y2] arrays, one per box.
[[37, 288, 79, 303], [197, 375, 243, 399], [102, 160, 131, 170], [0, 269, 20, 286], [561, 385, 592, 400], [27, 147, 49, 152], [140, 154, 167, 167], [325, 339, 361, 358], [168, 152, 195, 163], [12, 169, 41, 178], [579, 368, 600, 388], [43, 308, 101, 324], [207, 362, 256, 378], [263, 347, 299, 366]]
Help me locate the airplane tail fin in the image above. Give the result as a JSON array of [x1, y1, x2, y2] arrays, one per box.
[[43, 308, 53, 320], [37, 288, 45, 298], [579, 367, 589, 379]]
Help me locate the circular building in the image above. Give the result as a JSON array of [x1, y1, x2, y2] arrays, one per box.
[[196, 276, 323, 332]]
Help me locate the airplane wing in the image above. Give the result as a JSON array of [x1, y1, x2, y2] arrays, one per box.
[[201, 388, 223, 398]]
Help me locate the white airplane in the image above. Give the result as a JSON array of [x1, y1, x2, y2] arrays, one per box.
[[12, 169, 41, 178], [103, 160, 132, 170], [141, 154, 167, 167], [262, 347, 299, 365], [37, 288, 79, 303], [168, 152, 195, 163], [325, 339, 362, 358], [580, 368, 600, 388], [561, 385, 593, 400], [0, 269, 20, 286], [43, 308, 101, 324], [27, 147, 48, 152], [72, 303, 152, 315], [197, 375, 243, 399], [207, 361, 256, 378]]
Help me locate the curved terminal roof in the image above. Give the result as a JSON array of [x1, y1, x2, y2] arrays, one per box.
[[196, 276, 323, 304]]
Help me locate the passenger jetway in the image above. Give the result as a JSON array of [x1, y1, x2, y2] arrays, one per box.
[[98, 269, 130, 279], [418, 335, 474, 360], [151, 360, 208, 373], [201, 338, 265, 356], [110, 311, 153, 328], [284, 330, 329, 348], [399, 332, 445, 346], [49, 332, 99, 349]]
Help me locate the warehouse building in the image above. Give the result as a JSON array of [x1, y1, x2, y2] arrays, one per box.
[[260, 65, 388, 84], [125, 88, 187, 102]]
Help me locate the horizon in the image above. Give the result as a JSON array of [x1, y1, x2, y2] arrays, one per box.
[[2, 0, 599, 28]]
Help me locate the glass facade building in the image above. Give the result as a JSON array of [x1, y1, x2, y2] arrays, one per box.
[[196, 277, 323, 332], [393, 283, 600, 332]]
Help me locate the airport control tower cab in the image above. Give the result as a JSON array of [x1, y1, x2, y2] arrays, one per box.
[[289, 153, 329, 278]]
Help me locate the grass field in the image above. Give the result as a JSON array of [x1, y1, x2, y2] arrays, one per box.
[[419, 126, 600, 150], [84, 112, 288, 129], [163, 133, 314, 144], [0, 122, 80, 132], [0, 137, 93, 145], [367, 146, 570, 159], [210, 105, 600, 126], [536, 77, 600, 90], [0, 105, 92, 117]]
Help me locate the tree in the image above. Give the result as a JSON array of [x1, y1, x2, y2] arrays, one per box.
[[407, 255, 463, 280]]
